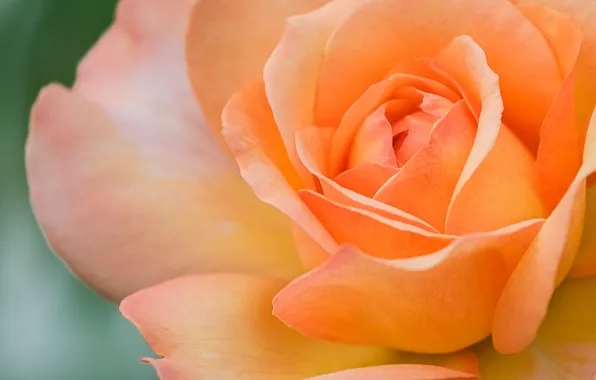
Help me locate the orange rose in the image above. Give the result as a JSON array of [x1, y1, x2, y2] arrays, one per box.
[[27, 0, 596, 379]]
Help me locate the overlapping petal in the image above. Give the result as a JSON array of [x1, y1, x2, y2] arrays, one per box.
[[315, 0, 561, 151], [492, 107, 596, 354], [120, 274, 395, 380], [26, 0, 303, 301], [274, 220, 543, 353], [477, 276, 596, 379], [185, 0, 331, 133]]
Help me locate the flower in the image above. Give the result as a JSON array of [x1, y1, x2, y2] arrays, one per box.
[[26, 0, 596, 379]]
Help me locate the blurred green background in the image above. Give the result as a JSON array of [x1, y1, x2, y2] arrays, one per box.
[[0, 1, 156, 379]]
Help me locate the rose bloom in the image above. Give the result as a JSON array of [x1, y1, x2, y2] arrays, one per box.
[[26, 0, 596, 378]]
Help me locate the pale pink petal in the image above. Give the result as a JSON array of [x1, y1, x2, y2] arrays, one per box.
[[26, 0, 303, 301]]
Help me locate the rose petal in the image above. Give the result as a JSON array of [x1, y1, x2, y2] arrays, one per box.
[[264, 0, 363, 179], [491, 107, 596, 354], [437, 36, 546, 234], [120, 274, 394, 380], [445, 123, 547, 234], [347, 107, 396, 168], [222, 80, 337, 256], [26, 0, 303, 301], [525, 6, 585, 211], [569, 183, 596, 277], [316, 0, 561, 151], [185, 0, 330, 133], [335, 164, 398, 198], [299, 190, 454, 260], [274, 219, 543, 353], [330, 73, 458, 175], [375, 101, 476, 231], [477, 277, 596, 379], [514, 0, 596, 125], [307, 365, 477, 380]]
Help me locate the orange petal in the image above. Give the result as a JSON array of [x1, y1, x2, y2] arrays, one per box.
[[477, 277, 596, 379], [437, 37, 547, 234], [274, 219, 542, 353], [445, 123, 547, 234], [514, 0, 596, 125], [222, 80, 337, 255], [526, 6, 585, 211], [330, 74, 457, 175], [569, 183, 596, 277], [375, 101, 476, 230], [264, 0, 363, 179], [518, 4, 582, 78], [307, 365, 477, 380], [491, 108, 596, 354], [26, 0, 303, 301], [315, 0, 560, 151], [335, 164, 398, 198], [299, 190, 454, 260], [120, 274, 394, 379], [298, 126, 438, 230], [185, 0, 330, 133], [393, 111, 436, 165]]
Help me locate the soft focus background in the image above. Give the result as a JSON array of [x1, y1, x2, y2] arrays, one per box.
[[0, 1, 156, 379]]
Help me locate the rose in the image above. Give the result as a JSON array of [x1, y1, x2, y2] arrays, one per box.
[[26, 0, 596, 378]]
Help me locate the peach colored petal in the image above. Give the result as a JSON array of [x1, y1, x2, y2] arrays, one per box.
[[27, 84, 302, 302], [264, 0, 363, 179], [536, 72, 585, 211], [222, 81, 337, 255], [297, 127, 437, 231], [393, 112, 436, 166], [307, 365, 477, 380], [433, 37, 503, 224], [25, 0, 304, 301], [569, 183, 596, 277], [514, 0, 596, 124], [477, 277, 596, 379], [335, 164, 398, 198], [518, 5, 582, 77], [120, 274, 394, 380], [274, 219, 543, 353], [491, 108, 596, 354], [347, 107, 396, 168], [315, 0, 560, 151], [524, 6, 585, 211], [299, 190, 454, 260], [434, 37, 546, 234], [185, 0, 330, 133], [445, 123, 547, 234], [330, 74, 458, 175], [375, 101, 476, 231]]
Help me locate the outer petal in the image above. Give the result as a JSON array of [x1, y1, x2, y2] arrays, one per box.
[[315, 0, 561, 150], [222, 80, 337, 255], [492, 107, 596, 354], [120, 274, 394, 380], [26, 0, 303, 301], [526, 6, 585, 211], [477, 276, 596, 380], [514, 0, 596, 124], [569, 183, 596, 277], [264, 0, 363, 179], [307, 365, 477, 380], [274, 220, 543, 354], [185, 0, 330, 133]]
